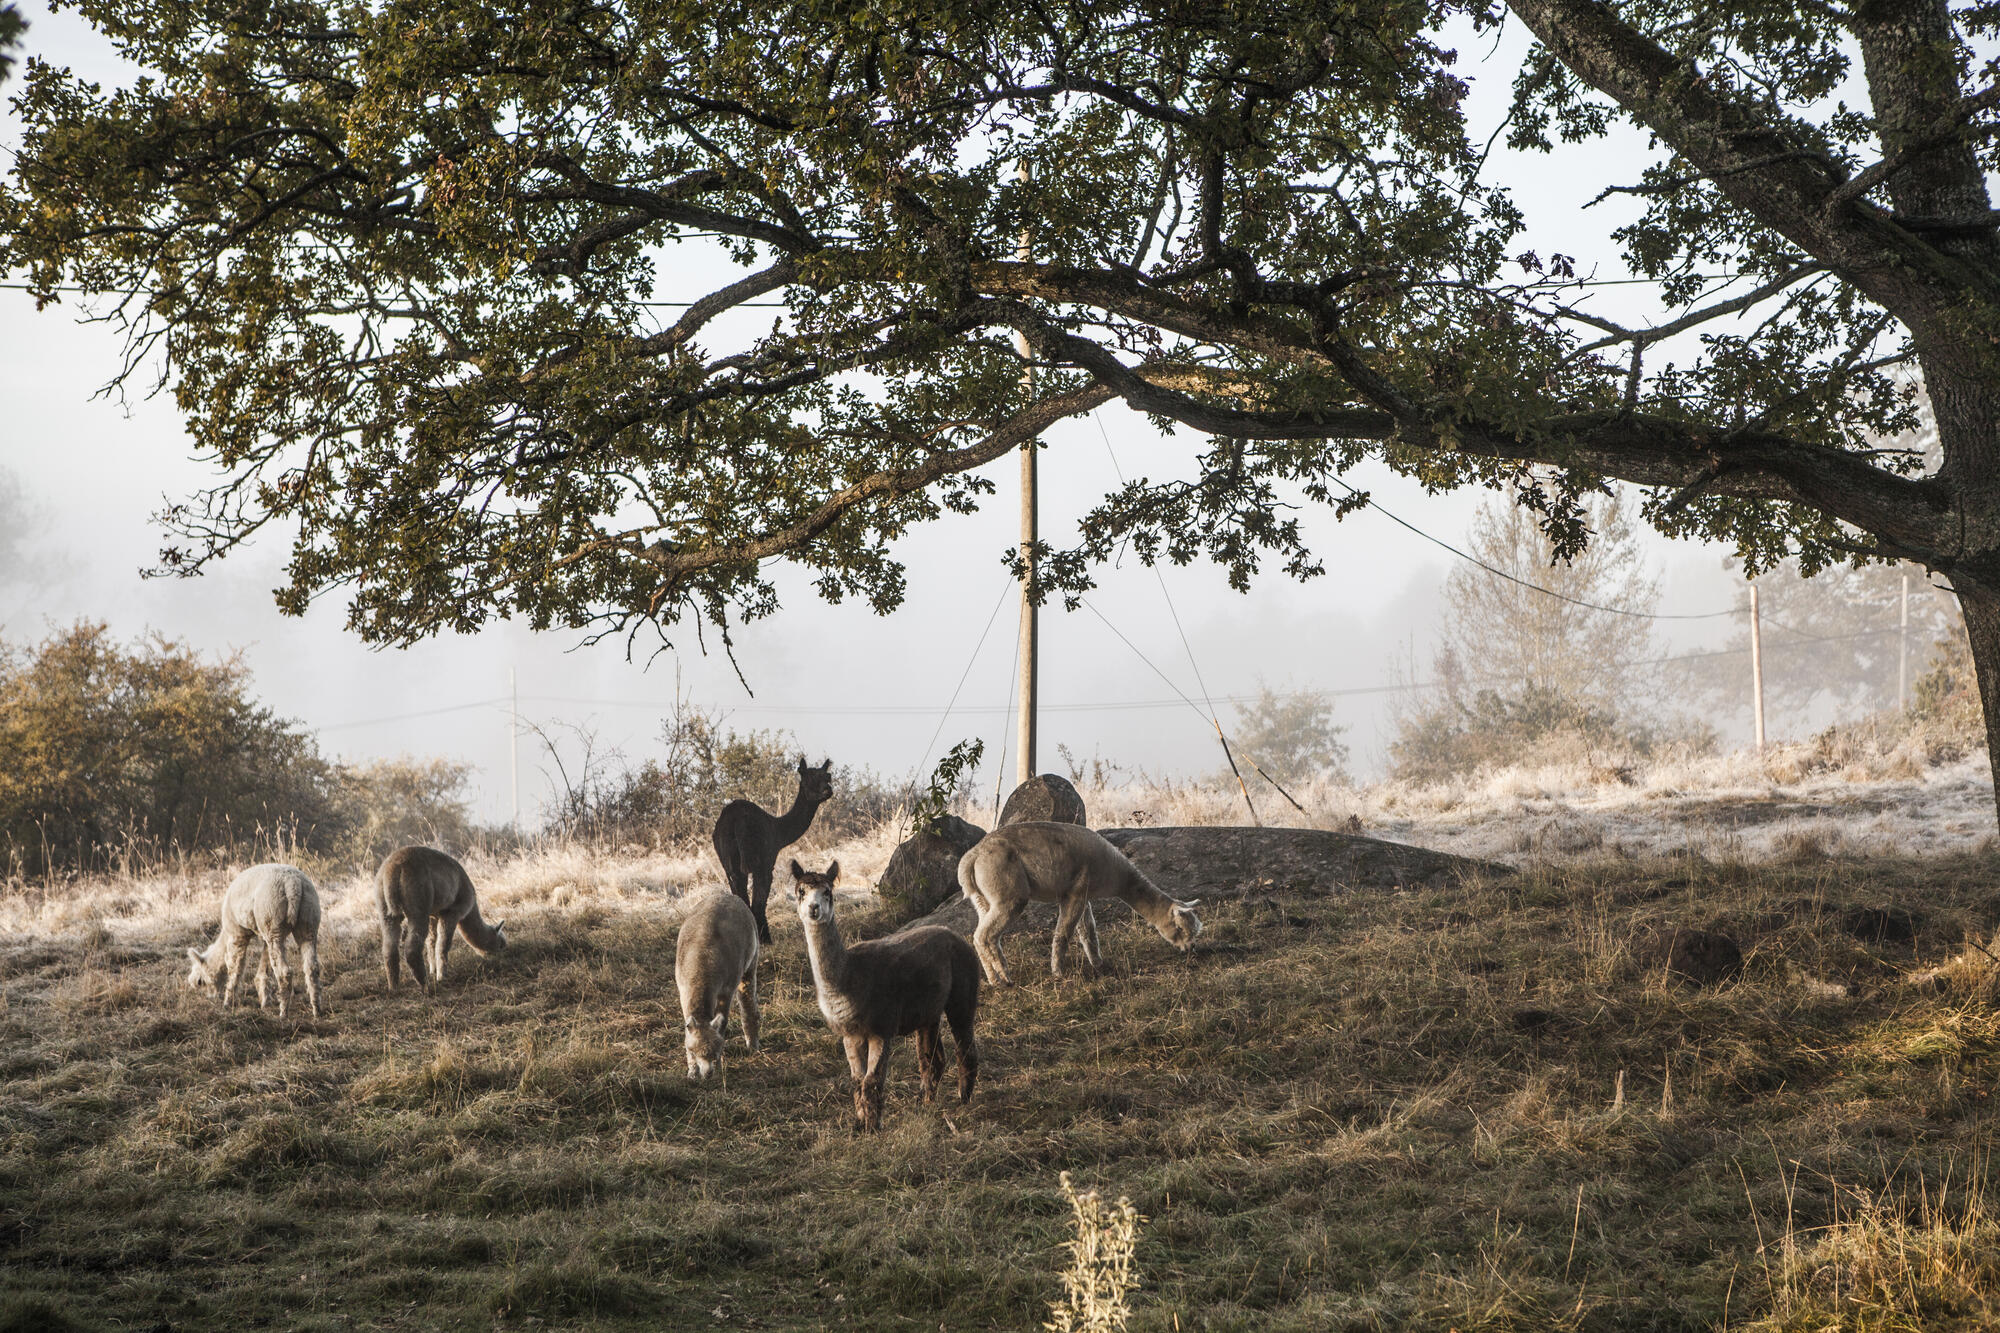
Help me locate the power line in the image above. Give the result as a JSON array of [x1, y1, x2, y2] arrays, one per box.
[[1328, 476, 1741, 621]]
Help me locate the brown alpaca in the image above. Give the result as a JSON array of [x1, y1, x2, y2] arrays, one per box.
[[791, 859, 980, 1131], [713, 756, 833, 944], [375, 845, 508, 990]]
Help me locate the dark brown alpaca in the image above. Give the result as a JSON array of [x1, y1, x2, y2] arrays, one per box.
[[791, 859, 980, 1131], [713, 756, 833, 944]]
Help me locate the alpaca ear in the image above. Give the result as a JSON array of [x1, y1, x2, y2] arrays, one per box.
[[789, 859, 806, 881], [187, 947, 201, 965], [493, 919, 506, 933], [820, 758, 833, 772], [797, 755, 808, 774], [709, 1012, 726, 1033], [826, 860, 839, 884]]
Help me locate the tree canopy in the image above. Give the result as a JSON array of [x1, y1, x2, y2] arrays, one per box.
[[4, 2, 1998, 714]]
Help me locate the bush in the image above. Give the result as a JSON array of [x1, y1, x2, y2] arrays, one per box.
[[1389, 682, 1710, 784], [329, 757, 477, 864], [0, 623, 341, 878], [0, 622, 490, 880], [535, 706, 903, 850]]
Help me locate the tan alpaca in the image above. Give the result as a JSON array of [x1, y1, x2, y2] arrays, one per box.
[[956, 821, 1201, 985], [675, 889, 762, 1079], [185, 864, 323, 1020], [375, 846, 507, 990]]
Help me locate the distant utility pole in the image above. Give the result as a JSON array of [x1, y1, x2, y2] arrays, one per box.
[[1899, 570, 1911, 711], [509, 666, 521, 830], [1015, 160, 1038, 788], [1749, 583, 1766, 756]]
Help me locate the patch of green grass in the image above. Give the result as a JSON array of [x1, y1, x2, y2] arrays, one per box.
[[3, 854, 2000, 1329]]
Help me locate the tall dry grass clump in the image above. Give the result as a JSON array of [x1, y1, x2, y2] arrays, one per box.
[[1045, 1172, 1144, 1333], [1743, 1165, 2000, 1331]]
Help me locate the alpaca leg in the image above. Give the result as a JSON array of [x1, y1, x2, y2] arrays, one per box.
[[972, 903, 1017, 988], [380, 915, 404, 989], [842, 1034, 867, 1079], [738, 971, 761, 1053], [300, 937, 322, 1020], [222, 931, 252, 1010], [915, 1024, 945, 1103], [1078, 902, 1104, 972], [405, 911, 432, 989], [254, 941, 272, 1009], [1051, 895, 1090, 979], [749, 863, 775, 945], [265, 936, 292, 1019], [434, 914, 456, 986], [858, 1036, 890, 1132], [947, 985, 979, 1104]]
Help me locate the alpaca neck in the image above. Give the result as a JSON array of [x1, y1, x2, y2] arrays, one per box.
[[1111, 866, 1177, 927], [458, 901, 503, 951], [800, 909, 849, 999], [199, 935, 230, 975], [773, 787, 825, 846]]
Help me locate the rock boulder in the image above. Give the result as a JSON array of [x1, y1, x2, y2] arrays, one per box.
[[915, 824, 1508, 939], [876, 814, 987, 921], [998, 774, 1088, 827]]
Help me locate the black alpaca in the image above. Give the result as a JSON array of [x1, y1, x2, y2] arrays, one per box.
[[712, 756, 834, 943]]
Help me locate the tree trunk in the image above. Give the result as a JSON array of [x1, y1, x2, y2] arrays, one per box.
[[1951, 582, 2000, 828]]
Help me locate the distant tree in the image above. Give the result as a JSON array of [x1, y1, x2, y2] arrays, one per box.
[[1438, 489, 1659, 717], [1231, 685, 1349, 786], [1675, 557, 1958, 734]]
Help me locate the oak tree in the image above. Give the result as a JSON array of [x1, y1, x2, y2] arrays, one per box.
[[7, 1, 2000, 801]]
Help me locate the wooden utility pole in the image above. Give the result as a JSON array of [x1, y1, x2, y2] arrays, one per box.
[[1749, 583, 1766, 755], [1015, 162, 1038, 787], [1899, 570, 1910, 710]]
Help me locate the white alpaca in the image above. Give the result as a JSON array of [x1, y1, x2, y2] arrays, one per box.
[[956, 822, 1201, 985], [675, 889, 762, 1079], [375, 845, 508, 990], [185, 863, 324, 1019]]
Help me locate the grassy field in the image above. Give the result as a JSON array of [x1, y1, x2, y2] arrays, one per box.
[[4, 848, 2000, 1331]]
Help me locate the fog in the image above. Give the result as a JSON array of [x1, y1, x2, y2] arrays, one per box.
[[0, 3, 1792, 824]]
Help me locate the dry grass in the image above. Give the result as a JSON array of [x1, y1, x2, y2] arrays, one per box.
[[4, 828, 2000, 1330], [1040, 747, 1997, 865]]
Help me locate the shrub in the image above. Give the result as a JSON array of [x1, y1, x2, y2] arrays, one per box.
[[0, 623, 340, 878]]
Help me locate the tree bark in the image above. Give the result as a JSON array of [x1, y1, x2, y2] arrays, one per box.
[[1952, 583, 2000, 822]]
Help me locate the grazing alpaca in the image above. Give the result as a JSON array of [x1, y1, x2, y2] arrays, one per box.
[[675, 889, 762, 1079], [791, 859, 980, 1131], [375, 845, 507, 990], [713, 756, 834, 944], [957, 821, 1202, 986], [185, 863, 323, 1020]]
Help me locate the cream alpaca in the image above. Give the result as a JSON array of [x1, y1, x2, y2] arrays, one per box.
[[185, 863, 323, 1020]]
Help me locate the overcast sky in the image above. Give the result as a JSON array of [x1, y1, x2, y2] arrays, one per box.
[[1, 5, 1827, 823]]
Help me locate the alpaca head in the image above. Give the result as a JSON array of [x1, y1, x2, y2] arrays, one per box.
[[1162, 900, 1203, 951], [790, 858, 840, 925], [480, 919, 508, 953], [796, 756, 835, 806], [185, 947, 220, 991], [684, 1011, 727, 1080]]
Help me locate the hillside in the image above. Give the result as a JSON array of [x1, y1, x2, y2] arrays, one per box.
[[5, 825, 2000, 1330]]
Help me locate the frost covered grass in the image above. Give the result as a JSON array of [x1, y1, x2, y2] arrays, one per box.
[[1034, 744, 1996, 865]]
